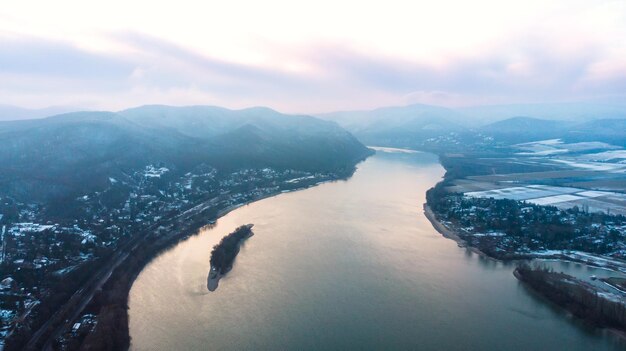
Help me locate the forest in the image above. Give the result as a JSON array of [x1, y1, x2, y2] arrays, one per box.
[[210, 225, 254, 275]]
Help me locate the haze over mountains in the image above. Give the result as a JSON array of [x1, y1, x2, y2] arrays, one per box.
[[2, 100, 625, 204], [0, 105, 371, 207], [2, 101, 625, 205], [0, 104, 81, 121], [317, 102, 626, 147]]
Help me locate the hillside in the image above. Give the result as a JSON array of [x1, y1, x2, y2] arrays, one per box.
[[317, 104, 465, 145], [0, 106, 371, 206], [480, 117, 626, 146], [564, 119, 626, 146], [478, 117, 571, 143], [458, 102, 626, 125]]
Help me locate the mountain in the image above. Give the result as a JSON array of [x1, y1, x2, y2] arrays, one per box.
[[564, 119, 626, 146], [318, 102, 626, 148], [0, 104, 81, 121], [317, 104, 466, 144], [458, 102, 626, 125], [479, 117, 626, 146], [119, 105, 370, 170], [0, 105, 371, 204], [479, 117, 571, 143]]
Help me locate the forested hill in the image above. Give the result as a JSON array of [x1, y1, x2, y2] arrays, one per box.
[[0, 105, 372, 207]]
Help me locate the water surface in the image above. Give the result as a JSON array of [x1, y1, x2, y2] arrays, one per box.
[[129, 151, 624, 350]]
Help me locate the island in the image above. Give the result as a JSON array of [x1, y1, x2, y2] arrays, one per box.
[[514, 265, 626, 336], [207, 224, 254, 291]]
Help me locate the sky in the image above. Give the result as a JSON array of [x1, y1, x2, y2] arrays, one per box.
[[1, 0, 625, 113]]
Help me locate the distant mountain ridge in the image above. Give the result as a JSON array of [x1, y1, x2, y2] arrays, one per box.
[[478, 116, 626, 145], [458, 102, 626, 124], [317, 104, 466, 145], [0, 104, 81, 121], [317, 103, 626, 147]]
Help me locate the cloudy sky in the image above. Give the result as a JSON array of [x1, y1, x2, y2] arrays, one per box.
[[1, 0, 625, 113]]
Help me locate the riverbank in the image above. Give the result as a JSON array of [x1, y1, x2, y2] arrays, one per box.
[[423, 204, 464, 245], [423, 203, 494, 260], [53, 170, 361, 350], [425, 200, 626, 270]]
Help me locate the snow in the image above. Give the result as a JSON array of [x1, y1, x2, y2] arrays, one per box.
[[0, 277, 14, 290], [369, 146, 419, 154], [579, 150, 626, 162], [532, 251, 626, 275], [515, 140, 620, 156], [517, 149, 568, 156], [0, 309, 15, 320], [9, 223, 55, 235], [532, 250, 565, 257], [473, 232, 506, 237], [536, 139, 563, 145], [553, 159, 626, 171], [286, 175, 315, 183], [577, 190, 613, 198], [597, 292, 624, 303], [144, 165, 170, 178], [465, 185, 582, 201], [528, 194, 584, 205]]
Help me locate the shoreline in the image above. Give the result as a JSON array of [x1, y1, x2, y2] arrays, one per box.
[[207, 271, 221, 292], [423, 203, 465, 246], [424, 201, 626, 272], [423, 203, 493, 260]]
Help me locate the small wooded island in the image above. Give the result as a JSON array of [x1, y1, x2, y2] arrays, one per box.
[[207, 224, 254, 291], [514, 265, 626, 335]]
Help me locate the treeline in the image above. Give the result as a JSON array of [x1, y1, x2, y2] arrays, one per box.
[[210, 225, 253, 274], [515, 264, 626, 331]]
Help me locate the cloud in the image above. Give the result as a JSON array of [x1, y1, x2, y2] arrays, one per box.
[[0, 25, 625, 112], [0, 37, 134, 80]]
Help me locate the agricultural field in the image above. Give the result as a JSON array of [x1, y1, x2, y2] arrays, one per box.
[[465, 185, 626, 216], [445, 139, 626, 215]]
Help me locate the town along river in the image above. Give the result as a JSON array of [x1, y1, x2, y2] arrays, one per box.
[[129, 150, 624, 350]]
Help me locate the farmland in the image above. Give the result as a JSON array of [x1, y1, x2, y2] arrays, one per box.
[[444, 139, 626, 216], [464, 185, 626, 216]]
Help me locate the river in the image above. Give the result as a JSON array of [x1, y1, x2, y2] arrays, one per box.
[[129, 150, 624, 350]]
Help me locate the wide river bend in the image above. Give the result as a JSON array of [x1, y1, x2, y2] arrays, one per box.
[[129, 150, 624, 350]]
